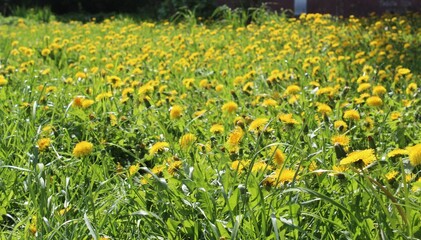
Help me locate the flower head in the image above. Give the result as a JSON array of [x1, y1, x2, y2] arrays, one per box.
[[210, 124, 224, 134], [221, 101, 238, 114], [231, 160, 250, 173], [128, 164, 140, 176], [149, 142, 170, 155], [366, 96, 383, 107], [227, 127, 244, 148], [407, 144, 421, 167], [340, 149, 376, 167], [372, 85, 387, 96], [248, 118, 269, 133], [170, 105, 183, 119], [262, 98, 278, 107], [331, 135, 350, 146], [278, 113, 299, 125], [251, 161, 272, 173], [37, 138, 51, 151], [0, 75, 8, 86], [406, 83, 417, 95], [179, 133, 196, 150], [343, 109, 360, 121], [385, 170, 399, 182], [73, 141, 94, 157], [271, 147, 285, 166], [387, 148, 408, 158], [317, 103, 332, 115], [168, 160, 182, 175], [334, 120, 348, 131], [263, 168, 296, 187], [284, 85, 301, 95]]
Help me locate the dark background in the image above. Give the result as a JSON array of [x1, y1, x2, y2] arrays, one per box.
[[0, 0, 221, 19], [1, 0, 420, 19]]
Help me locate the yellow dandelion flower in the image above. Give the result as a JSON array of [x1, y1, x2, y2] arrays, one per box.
[[128, 164, 140, 176], [227, 127, 244, 147], [109, 113, 118, 126], [42, 125, 54, 135], [262, 98, 277, 107], [152, 164, 165, 176], [0, 75, 8, 86], [407, 144, 421, 167], [331, 135, 350, 146], [385, 170, 399, 182], [406, 83, 417, 95], [149, 142, 170, 155], [72, 141, 94, 157], [308, 161, 318, 172], [334, 120, 348, 131], [317, 103, 332, 115], [37, 138, 51, 151], [271, 147, 285, 166], [339, 149, 376, 166], [41, 68, 50, 75], [406, 174, 415, 182], [343, 109, 360, 121], [316, 87, 336, 97], [233, 116, 245, 127], [29, 216, 37, 235], [199, 79, 210, 88], [357, 83, 371, 93], [95, 92, 112, 101], [141, 174, 152, 185], [215, 84, 224, 92], [107, 76, 123, 88], [58, 206, 71, 216], [263, 168, 296, 187], [231, 160, 250, 173], [366, 96, 383, 107], [192, 109, 206, 118], [242, 81, 254, 94], [372, 85, 387, 96], [251, 161, 272, 173], [72, 96, 84, 107], [397, 68, 410, 75], [288, 95, 300, 104], [357, 75, 369, 83], [168, 160, 182, 175], [75, 72, 87, 79], [387, 148, 408, 158], [390, 112, 401, 121], [179, 133, 197, 150], [221, 101, 238, 114], [81, 99, 95, 108], [122, 87, 135, 98], [41, 48, 51, 56], [210, 124, 224, 134], [248, 118, 269, 133], [332, 165, 348, 176], [284, 85, 301, 95], [170, 105, 183, 120], [278, 113, 299, 125]]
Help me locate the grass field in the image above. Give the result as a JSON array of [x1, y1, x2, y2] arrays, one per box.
[[0, 10, 420, 239]]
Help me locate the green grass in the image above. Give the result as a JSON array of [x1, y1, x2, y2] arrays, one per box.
[[0, 9, 420, 239]]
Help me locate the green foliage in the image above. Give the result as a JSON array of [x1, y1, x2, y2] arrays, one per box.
[[158, 0, 217, 20], [0, 11, 420, 239], [10, 5, 55, 22]]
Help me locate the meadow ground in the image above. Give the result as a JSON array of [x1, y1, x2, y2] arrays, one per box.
[[0, 11, 420, 239]]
